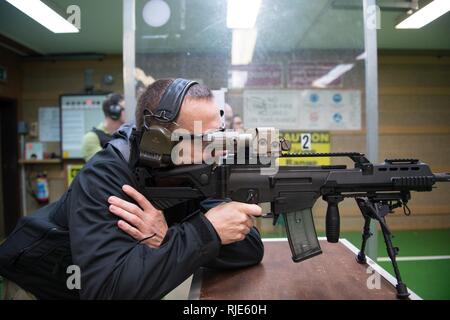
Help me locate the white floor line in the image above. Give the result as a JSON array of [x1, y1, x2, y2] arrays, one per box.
[[377, 255, 450, 262]]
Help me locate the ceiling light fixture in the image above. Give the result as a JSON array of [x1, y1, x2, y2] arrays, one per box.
[[6, 0, 79, 33], [227, 0, 261, 29], [231, 28, 258, 65], [312, 64, 354, 88], [396, 0, 450, 29]]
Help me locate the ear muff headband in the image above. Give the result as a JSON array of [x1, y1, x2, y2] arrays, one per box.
[[152, 78, 198, 123]]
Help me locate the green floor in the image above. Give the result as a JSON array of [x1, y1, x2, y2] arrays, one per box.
[[1, 229, 449, 300], [263, 228, 450, 300]]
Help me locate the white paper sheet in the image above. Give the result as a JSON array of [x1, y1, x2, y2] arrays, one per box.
[[62, 109, 85, 150], [39, 107, 60, 142]]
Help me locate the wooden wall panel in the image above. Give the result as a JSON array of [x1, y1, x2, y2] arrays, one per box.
[[376, 54, 450, 229]]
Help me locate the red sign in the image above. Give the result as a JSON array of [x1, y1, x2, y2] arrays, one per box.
[[287, 62, 343, 88], [229, 64, 282, 88]]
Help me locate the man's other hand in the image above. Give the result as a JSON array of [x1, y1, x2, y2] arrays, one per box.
[[108, 185, 168, 248], [204, 202, 262, 245]]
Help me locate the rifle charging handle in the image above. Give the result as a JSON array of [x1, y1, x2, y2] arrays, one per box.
[[324, 195, 344, 243]]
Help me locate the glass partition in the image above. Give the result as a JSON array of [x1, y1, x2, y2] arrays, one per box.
[[130, 0, 370, 238]]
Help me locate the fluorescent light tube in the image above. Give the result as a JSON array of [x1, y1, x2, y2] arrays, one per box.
[[231, 28, 258, 65], [6, 0, 79, 33], [312, 64, 354, 88], [229, 70, 248, 88], [396, 0, 450, 29], [227, 0, 262, 29], [356, 52, 366, 60]]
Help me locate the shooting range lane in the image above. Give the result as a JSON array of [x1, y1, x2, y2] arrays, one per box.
[[190, 239, 420, 300]]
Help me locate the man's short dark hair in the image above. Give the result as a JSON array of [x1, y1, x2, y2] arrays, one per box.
[[135, 79, 213, 130], [103, 93, 124, 118]]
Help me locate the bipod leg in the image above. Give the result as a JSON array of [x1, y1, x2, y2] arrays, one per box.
[[364, 200, 410, 299], [355, 198, 372, 264], [377, 217, 410, 299]]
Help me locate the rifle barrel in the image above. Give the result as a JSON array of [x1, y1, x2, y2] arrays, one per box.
[[434, 173, 450, 182]]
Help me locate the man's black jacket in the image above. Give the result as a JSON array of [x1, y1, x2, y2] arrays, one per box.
[[0, 134, 264, 299]]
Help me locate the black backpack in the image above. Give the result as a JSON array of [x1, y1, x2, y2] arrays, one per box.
[[92, 127, 113, 148]]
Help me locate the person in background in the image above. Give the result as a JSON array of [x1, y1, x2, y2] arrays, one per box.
[[232, 114, 244, 130], [81, 93, 125, 162], [224, 103, 234, 129]]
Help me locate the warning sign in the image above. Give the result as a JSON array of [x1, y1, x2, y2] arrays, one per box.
[[67, 164, 83, 186], [278, 131, 331, 166]]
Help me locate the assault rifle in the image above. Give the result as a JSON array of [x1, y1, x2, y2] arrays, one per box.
[[135, 135, 450, 299]]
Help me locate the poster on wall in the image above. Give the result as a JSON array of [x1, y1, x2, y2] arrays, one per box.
[[39, 107, 60, 142], [243, 90, 361, 130], [287, 62, 343, 88], [67, 164, 83, 186], [243, 90, 300, 129], [300, 90, 361, 130], [278, 132, 331, 166]]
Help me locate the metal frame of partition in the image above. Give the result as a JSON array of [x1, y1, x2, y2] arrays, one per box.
[[123, 0, 136, 124], [363, 0, 379, 260], [122, 0, 380, 259]]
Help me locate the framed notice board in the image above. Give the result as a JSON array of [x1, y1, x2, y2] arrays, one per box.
[[60, 93, 109, 159]]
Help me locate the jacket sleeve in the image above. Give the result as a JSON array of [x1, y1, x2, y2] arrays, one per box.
[[199, 199, 264, 269], [203, 228, 264, 269], [68, 152, 221, 299]]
